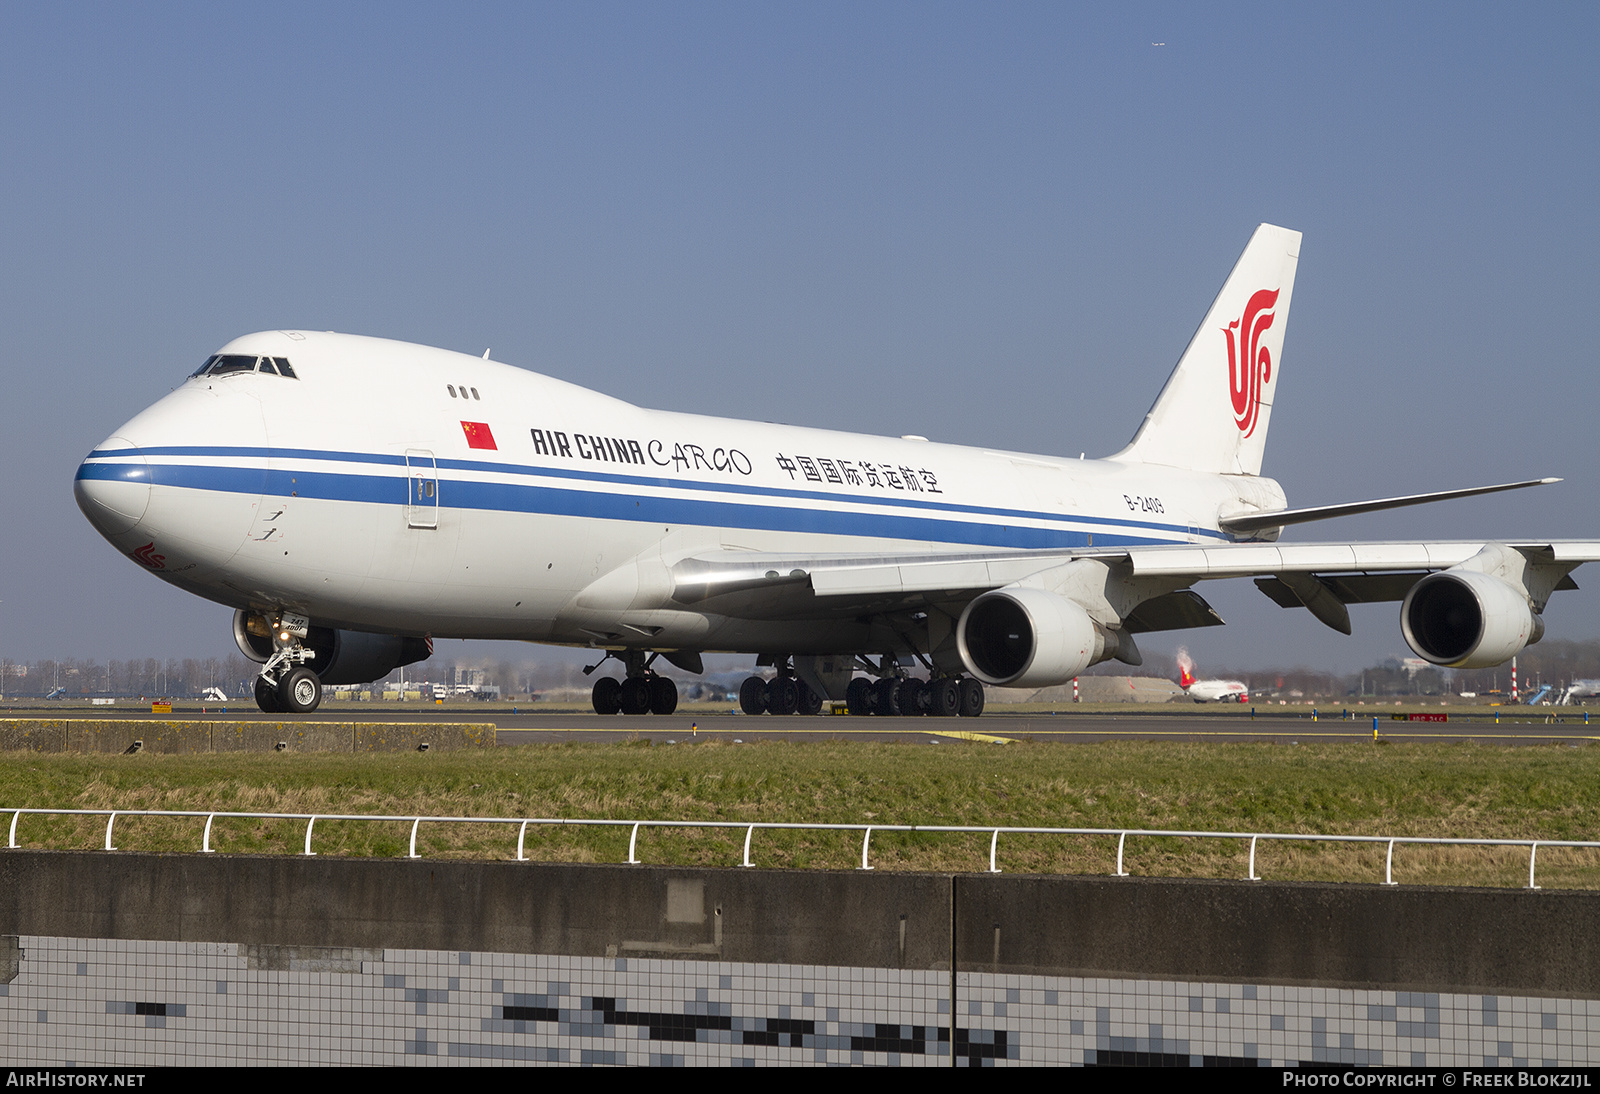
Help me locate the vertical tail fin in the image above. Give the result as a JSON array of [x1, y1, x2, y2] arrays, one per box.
[[1177, 646, 1196, 690], [1113, 224, 1301, 476]]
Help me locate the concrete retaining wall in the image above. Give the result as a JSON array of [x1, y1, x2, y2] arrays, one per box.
[[0, 719, 494, 753], [0, 851, 1594, 996]]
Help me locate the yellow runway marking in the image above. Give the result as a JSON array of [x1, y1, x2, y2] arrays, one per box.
[[494, 725, 1600, 742], [938, 729, 1600, 742], [499, 725, 982, 736], [924, 729, 1016, 744]]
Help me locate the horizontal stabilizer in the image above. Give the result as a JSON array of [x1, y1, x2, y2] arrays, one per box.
[[1219, 478, 1560, 534]]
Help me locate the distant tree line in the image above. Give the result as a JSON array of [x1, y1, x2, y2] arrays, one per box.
[[7, 636, 1600, 702], [0, 655, 258, 699]]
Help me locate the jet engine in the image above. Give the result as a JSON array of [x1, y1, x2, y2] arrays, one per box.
[[1400, 570, 1543, 669], [955, 587, 1110, 688], [233, 610, 432, 685]]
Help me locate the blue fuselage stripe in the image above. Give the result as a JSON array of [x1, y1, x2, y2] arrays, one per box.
[[76, 449, 1210, 550]]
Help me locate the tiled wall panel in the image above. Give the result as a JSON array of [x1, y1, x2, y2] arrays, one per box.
[[3, 936, 1595, 1066]]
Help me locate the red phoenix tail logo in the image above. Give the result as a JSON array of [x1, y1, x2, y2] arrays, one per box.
[[1223, 288, 1280, 438], [132, 542, 166, 570]]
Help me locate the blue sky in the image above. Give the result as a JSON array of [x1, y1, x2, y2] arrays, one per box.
[[3, 3, 1596, 674]]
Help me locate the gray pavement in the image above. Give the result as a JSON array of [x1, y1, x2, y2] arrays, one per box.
[[493, 710, 1600, 745]]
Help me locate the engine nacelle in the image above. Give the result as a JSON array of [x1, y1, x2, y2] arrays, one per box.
[[233, 610, 432, 684], [1400, 570, 1543, 669], [232, 610, 274, 662], [956, 587, 1108, 688]]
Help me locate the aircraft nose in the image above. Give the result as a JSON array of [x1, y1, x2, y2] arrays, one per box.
[[75, 436, 151, 539]]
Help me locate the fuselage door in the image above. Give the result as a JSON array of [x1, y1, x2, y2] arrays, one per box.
[[405, 449, 439, 529]]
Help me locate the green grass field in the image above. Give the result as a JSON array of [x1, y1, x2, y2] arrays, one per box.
[[3, 738, 1598, 888]]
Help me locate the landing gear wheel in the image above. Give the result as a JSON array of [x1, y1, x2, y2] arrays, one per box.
[[929, 677, 961, 717], [898, 678, 927, 716], [592, 676, 622, 715], [649, 675, 679, 715], [796, 680, 823, 716], [255, 675, 285, 714], [739, 676, 768, 715], [845, 677, 872, 716], [871, 677, 901, 717], [279, 667, 322, 715], [766, 677, 800, 716], [620, 676, 652, 715], [958, 677, 985, 718]]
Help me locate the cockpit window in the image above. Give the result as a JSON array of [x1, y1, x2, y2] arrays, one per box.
[[208, 355, 260, 375], [191, 354, 300, 379]]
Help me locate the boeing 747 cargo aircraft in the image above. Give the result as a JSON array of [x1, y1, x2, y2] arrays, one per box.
[[75, 225, 1597, 716]]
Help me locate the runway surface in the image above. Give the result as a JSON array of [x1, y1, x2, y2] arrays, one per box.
[[494, 711, 1600, 746], [20, 704, 1598, 746]]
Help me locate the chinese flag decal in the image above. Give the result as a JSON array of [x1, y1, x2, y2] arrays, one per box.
[[460, 421, 497, 450]]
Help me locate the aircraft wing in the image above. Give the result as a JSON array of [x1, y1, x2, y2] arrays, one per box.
[[669, 540, 1600, 634]]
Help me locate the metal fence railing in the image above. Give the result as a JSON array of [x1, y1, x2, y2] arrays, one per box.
[[5, 806, 1594, 889]]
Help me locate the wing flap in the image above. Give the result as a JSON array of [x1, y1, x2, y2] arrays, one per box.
[[1123, 590, 1226, 633], [809, 560, 1001, 597], [1255, 571, 1432, 606]]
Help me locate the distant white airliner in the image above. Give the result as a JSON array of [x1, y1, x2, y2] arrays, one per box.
[[75, 225, 1597, 718], [1176, 650, 1248, 703]]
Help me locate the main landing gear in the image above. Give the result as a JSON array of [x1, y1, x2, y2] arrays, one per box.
[[738, 673, 825, 716], [588, 650, 680, 715], [591, 673, 679, 716], [741, 672, 985, 717], [848, 675, 984, 717]]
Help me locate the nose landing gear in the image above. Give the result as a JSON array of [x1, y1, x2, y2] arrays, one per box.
[[253, 661, 324, 714], [251, 613, 323, 714]]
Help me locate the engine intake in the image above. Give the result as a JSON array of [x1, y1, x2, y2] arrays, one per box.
[[956, 587, 1108, 688], [1400, 570, 1542, 669]]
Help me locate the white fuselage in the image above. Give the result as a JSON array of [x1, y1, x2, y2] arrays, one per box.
[[76, 330, 1283, 655], [1184, 680, 1250, 703]]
